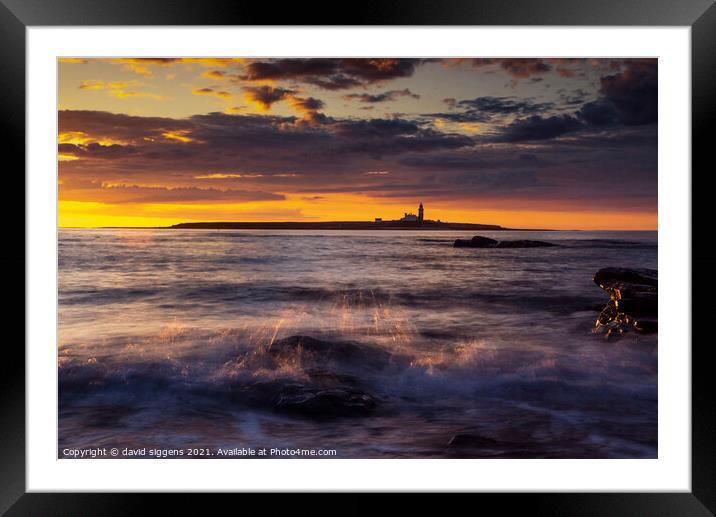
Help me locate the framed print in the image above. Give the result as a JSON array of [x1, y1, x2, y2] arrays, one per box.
[[4, 0, 714, 513]]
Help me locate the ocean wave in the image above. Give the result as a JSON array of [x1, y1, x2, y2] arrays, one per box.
[[59, 282, 604, 316]]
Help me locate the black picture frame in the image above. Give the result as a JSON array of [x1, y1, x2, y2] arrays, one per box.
[[3, 0, 712, 513]]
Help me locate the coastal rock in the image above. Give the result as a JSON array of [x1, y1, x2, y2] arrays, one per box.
[[267, 335, 393, 370], [454, 236, 498, 248], [453, 235, 557, 248], [593, 267, 657, 288], [447, 433, 499, 448], [227, 335, 389, 418], [593, 267, 658, 336], [274, 388, 377, 418], [228, 376, 378, 419]]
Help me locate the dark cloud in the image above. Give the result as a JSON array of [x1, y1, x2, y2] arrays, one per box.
[[423, 96, 552, 124], [339, 59, 424, 81], [559, 89, 590, 106], [421, 111, 492, 124], [58, 92, 656, 211], [242, 59, 338, 81], [59, 142, 138, 159], [242, 87, 326, 115], [471, 58, 552, 78], [576, 60, 657, 126], [308, 75, 363, 91], [331, 117, 420, 138], [458, 96, 553, 114], [240, 58, 426, 90], [243, 85, 295, 110], [597, 60, 657, 125], [343, 89, 420, 103], [577, 100, 620, 126], [288, 96, 325, 113], [326, 117, 472, 158], [495, 114, 584, 142], [59, 110, 191, 143], [499, 59, 552, 78], [59, 110, 475, 174]]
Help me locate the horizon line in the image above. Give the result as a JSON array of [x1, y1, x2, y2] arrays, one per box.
[[57, 219, 658, 231]]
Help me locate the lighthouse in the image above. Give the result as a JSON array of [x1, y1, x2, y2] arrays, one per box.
[[418, 202, 424, 223]]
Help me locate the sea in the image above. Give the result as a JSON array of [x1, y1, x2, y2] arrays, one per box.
[[58, 229, 658, 458]]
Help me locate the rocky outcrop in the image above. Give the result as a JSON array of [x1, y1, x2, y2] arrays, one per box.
[[454, 235, 557, 248], [593, 267, 658, 337], [454, 236, 499, 248], [226, 335, 387, 418], [228, 376, 378, 419], [267, 335, 393, 370], [274, 388, 376, 418], [447, 433, 499, 448]]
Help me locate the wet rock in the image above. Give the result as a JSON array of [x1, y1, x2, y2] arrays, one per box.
[[227, 379, 301, 408], [274, 388, 377, 418], [268, 335, 393, 370], [593, 267, 658, 337], [447, 433, 499, 448], [453, 235, 557, 248], [454, 236, 499, 248], [225, 336, 387, 418]]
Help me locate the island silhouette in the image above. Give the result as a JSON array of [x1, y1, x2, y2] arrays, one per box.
[[168, 202, 549, 231]]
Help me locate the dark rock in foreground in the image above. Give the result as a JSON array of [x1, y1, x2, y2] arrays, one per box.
[[226, 335, 386, 418], [593, 267, 658, 337], [228, 374, 378, 419], [593, 268, 657, 288], [274, 388, 377, 418], [447, 433, 499, 448], [454, 236, 498, 248], [268, 335, 393, 370], [454, 235, 557, 248]]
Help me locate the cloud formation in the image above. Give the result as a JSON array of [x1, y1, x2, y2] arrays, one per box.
[[243, 85, 295, 110], [578, 60, 657, 126], [239, 58, 427, 90], [470, 58, 552, 78], [192, 87, 231, 100], [495, 114, 584, 142], [425, 96, 555, 124], [344, 89, 420, 103], [60, 179, 284, 204]]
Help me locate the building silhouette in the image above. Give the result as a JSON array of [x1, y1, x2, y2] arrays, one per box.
[[375, 202, 428, 225], [399, 202, 424, 223]]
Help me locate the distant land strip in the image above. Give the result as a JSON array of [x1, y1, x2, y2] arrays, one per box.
[[167, 221, 552, 231]]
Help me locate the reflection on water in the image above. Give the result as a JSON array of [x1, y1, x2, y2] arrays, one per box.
[[59, 229, 657, 458]]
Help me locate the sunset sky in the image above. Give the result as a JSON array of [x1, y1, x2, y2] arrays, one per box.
[[58, 58, 657, 229]]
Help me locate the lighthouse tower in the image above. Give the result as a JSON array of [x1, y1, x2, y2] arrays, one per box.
[[418, 202, 424, 223]]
